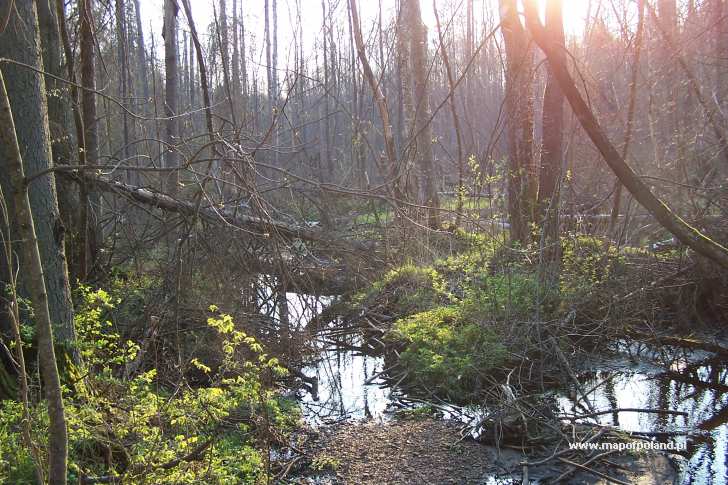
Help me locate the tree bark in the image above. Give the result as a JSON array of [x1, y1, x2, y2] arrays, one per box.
[[524, 0, 728, 270], [0, 38, 69, 485], [79, 0, 100, 277], [0, 0, 77, 351], [163, 0, 180, 196], [537, 0, 565, 257], [404, 0, 439, 227], [38, 0, 84, 285], [499, 0, 536, 244]]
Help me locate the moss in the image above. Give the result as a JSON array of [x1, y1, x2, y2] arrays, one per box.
[[354, 263, 453, 317], [388, 306, 507, 402]]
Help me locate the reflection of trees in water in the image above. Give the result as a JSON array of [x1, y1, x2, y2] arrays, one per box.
[[566, 352, 727, 484]]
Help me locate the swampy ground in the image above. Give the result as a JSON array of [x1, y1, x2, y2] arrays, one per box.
[[279, 295, 727, 485]]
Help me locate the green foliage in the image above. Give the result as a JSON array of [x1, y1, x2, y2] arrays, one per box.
[[353, 206, 392, 225], [354, 263, 453, 315], [310, 454, 341, 471], [558, 235, 629, 310], [394, 404, 436, 420], [461, 272, 546, 321], [1, 287, 297, 484], [389, 306, 507, 401], [0, 401, 45, 484]]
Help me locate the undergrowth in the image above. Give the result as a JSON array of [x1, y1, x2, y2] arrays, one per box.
[[0, 287, 298, 484]]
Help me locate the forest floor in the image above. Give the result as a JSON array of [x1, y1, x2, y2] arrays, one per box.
[[292, 418, 678, 484]]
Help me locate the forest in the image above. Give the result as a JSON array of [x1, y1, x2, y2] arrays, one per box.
[[0, 0, 727, 483]]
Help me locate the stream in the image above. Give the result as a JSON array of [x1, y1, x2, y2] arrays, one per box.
[[283, 292, 728, 484]]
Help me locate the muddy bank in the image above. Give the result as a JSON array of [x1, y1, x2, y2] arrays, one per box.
[[289, 417, 678, 484]]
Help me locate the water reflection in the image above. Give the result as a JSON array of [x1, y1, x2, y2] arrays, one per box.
[[301, 344, 391, 424], [559, 347, 728, 485]]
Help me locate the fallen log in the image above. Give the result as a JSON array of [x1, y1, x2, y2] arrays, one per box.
[[81, 175, 321, 241], [627, 330, 728, 358]]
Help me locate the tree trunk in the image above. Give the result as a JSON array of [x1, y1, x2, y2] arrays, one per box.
[[264, 0, 273, 111], [348, 0, 404, 206], [132, 0, 149, 101], [396, 1, 415, 198], [524, 0, 728, 270], [79, 0, 100, 276], [231, 0, 241, 117], [433, 0, 464, 224], [537, 0, 565, 259], [115, 0, 132, 184], [163, 0, 180, 196], [320, 0, 332, 180], [38, 0, 84, 285], [0, 9, 69, 483], [499, 0, 536, 244], [405, 0, 439, 228], [272, 0, 278, 100], [0, 0, 77, 352]]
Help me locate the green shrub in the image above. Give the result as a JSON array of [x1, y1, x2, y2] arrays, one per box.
[[389, 306, 506, 402], [1, 288, 297, 484]]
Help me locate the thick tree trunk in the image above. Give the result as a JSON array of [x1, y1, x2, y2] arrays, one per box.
[[396, 1, 415, 198], [524, 0, 728, 270], [500, 0, 537, 244], [0, 18, 69, 485], [405, 0, 440, 227], [79, 0, 100, 277], [37, 0, 83, 284], [0, 0, 77, 351]]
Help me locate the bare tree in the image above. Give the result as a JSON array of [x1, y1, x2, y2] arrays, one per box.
[[349, 0, 404, 206], [163, 0, 180, 195], [524, 0, 728, 269], [433, 0, 465, 224]]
